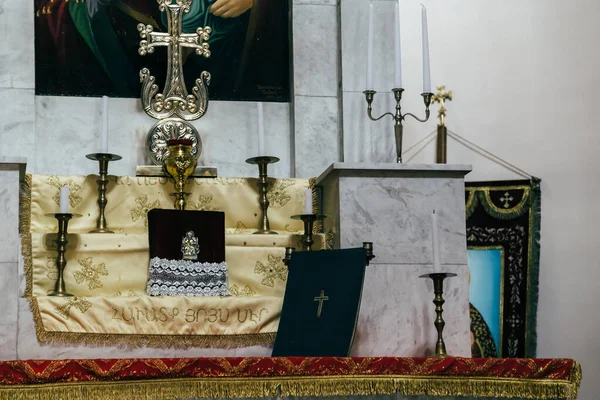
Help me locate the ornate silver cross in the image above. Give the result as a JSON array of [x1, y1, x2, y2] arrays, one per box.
[[138, 0, 212, 164]]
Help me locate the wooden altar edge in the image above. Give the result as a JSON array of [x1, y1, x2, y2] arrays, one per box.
[[0, 366, 582, 400]]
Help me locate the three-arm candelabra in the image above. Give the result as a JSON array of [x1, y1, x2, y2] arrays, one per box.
[[364, 89, 433, 163]]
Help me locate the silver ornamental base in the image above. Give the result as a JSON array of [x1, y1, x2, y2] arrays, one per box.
[[146, 118, 202, 165]]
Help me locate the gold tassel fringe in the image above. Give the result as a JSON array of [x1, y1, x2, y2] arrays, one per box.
[[19, 174, 32, 235], [0, 371, 582, 400], [28, 297, 275, 348]]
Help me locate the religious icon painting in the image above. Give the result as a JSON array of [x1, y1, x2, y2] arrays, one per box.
[[34, 0, 291, 102], [465, 180, 541, 358]]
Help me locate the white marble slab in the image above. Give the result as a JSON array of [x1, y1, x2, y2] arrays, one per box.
[[0, 263, 18, 360], [0, 1, 34, 89], [0, 170, 20, 263], [294, 0, 336, 4], [294, 96, 340, 178], [33, 96, 292, 178], [352, 263, 470, 357], [292, 5, 339, 97], [0, 89, 35, 169]]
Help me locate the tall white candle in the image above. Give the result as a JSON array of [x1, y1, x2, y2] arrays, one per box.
[[101, 96, 109, 153], [366, 0, 374, 90], [421, 4, 431, 94], [257, 102, 265, 156], [394, 0, 403, 89], [431, 210, 441, 272], [60, 186, 69, 214], [304, 188, 312, 214]]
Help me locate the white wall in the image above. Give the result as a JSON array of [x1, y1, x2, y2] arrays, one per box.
[[342, 0, 599, 398]]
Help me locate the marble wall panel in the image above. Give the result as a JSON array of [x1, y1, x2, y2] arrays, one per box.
[[337, 175, 467, 265], [294, 96, 340, 178], [351, 263, 470, 357], [0, 0, 34, 89], [0, 170, 19, 263], [33, 96, 292, 178], [0, 89, 35, 167], [0, 263, 18, 360], [292, 5, 339, 97], [294, 0, 336, 5]]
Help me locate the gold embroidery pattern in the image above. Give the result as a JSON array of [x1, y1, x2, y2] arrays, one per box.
[[113, 290, 138, 297], [54, 297, 92, 320], [46, 176, 83, 208], [45, 257, 58, 281], [188, 195, 217, 211], [229, 284, 256, 297], [73, 257, 108, 290], [267, 179, 294, 208], [234, 221, 252, 234], [254, 254, 288, 287], [130, 195, 160, 226]]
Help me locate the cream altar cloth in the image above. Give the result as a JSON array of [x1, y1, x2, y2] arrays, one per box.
[[21, 174, 325, 346]]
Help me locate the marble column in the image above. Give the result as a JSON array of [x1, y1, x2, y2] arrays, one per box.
[[292, 0, 341, 178], [316, 163, 472, 357]]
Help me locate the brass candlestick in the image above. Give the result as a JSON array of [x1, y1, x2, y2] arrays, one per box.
[[246, 156, 280, 234], [164, 139, 197, 210], [46, 213, 82, 297], [290, 214, 326, 251], [419, 272, 457, 357], [364, 88, 433, 163], [86, 153, 122, 233], [363, 242, 375, 265], [283, 247, 295, 266]]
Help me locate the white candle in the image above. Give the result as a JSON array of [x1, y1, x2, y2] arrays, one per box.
[[101, 96, 109, 153], [366, 0, 374, 90], [394, 0, 403, 89], [257, 102, 265, 156], [432, 210, 441, 272], [304, 188, 312, 214], [421, 4, 431, 94], [60, 186, 69, 214]]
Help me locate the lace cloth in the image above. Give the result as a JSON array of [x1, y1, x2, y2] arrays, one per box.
[[147, 257, 231, 297]]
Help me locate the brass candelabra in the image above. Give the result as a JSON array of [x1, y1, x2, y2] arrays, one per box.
[[419, 272, 457, 357], [86, 153, 122, 233], [246, 156, 279, 234], [290, 214, 326, 251], [364, 88, 433, 163], [283, 247, 295, 266], [46, 213, 82, 297]]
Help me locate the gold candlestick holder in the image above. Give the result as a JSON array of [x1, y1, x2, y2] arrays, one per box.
[[419, 272, 457, 357], [46, 213, 82, 297], [246, 156, 280, 234], [364, 88, 433, 163], [86, 153, 122, 233], [290, 214, 326, 251], [363, 242, 375, 265]]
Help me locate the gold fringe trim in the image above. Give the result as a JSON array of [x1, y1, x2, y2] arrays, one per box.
[[0, 373, 582, 400], [28, 297, 275, 348], [308, 177, 322, 233], [19, 174, 32, 235], [21, 234, 33, 298]]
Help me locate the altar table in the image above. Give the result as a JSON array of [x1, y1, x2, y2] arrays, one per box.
[[0, 357, 581, 400]]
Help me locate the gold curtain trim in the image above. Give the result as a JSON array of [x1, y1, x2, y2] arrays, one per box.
[[28, 297, 276, 348], [19, 174, 32, 235], [0, 370, 582, 400], [22, 234, 33, 298]]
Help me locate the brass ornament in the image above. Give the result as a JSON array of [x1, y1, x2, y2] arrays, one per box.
[[181, 231, 200, 260], [431, 85, 453, 127], [138, 0, 211, 165], [164, 139, 197, 210]]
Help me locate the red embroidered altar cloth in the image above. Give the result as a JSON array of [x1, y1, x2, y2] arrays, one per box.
[[0, 357, 581, 399]]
